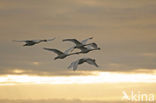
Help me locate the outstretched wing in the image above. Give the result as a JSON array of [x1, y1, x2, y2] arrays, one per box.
[[68, 61, 75, 69], [68, 60, 80, 71], [86, 59, 99, 67], [63, 39, 81, 45], [45, 37, 56, 41], [81, 37, 93, 44], [43, 48, 64, 55], [64, 46, 75, 54], [13, 40, 37, 44], [13, 40, 27, 42]]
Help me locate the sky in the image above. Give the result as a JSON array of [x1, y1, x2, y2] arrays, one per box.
[[0, 0, 156, 102]]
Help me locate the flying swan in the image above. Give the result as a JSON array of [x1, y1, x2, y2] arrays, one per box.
[[13, 38, 56, 46], [68, 58, 99, 71], [63, 37, 93, 51], [74, 43, 101, 54]]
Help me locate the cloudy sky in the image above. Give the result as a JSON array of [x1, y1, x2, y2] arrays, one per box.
[[0, 0, 156, 102]]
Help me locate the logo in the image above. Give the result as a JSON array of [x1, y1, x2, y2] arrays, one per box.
[[122, 90, 155, 102]]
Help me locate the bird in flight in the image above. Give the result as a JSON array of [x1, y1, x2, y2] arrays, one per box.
[[74, 42, 101, 54], [68, 58, 99, 71], [13, 37, 56, 46], [43, 47, 78, 60], [63, 37, 93, 52]]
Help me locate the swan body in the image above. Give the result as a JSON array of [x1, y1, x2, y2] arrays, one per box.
[[75, 43, 101, 54]]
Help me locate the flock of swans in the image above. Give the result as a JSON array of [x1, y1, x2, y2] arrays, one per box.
[[14, 37, 100, 70]]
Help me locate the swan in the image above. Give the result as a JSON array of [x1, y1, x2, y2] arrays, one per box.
[[68, 58, 99, 71], [63, 37, 93, 51], [74, 43, 101, 54], [43, 47, 78, 60], [13, 37, 56, 46]]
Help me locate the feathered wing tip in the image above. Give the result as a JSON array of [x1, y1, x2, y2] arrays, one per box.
[[64, 46, 75, 54], [49, 37, 56, 41], [93, 62, 99, 68], [43, 37, 56, 42], [67, 62, 73, 69], [68, 59, 80, 71], [94, 62, 99, 67], [81, 37, 93, 44], [43, 47, 50, 50], [43, 47, 53, 51], [13, 40, 26, 42], [43, 47, 55, 52]]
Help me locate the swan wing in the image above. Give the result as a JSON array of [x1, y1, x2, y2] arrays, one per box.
[[64, 46, 75, 54], [63, 39, 81, 45], [13, 40, 37, 44], [13, 40, 27, 42], [45, 37, 56, 41], [86, 59, 99, 67], [68, 59, 80, 71], [81, 37, 93, 44], [73, 60, 79, 71], [43, 48, 64, 55], [68, 61, 75, 69]]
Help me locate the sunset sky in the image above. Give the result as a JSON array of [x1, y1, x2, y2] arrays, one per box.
[[0, 0, 156, 102]]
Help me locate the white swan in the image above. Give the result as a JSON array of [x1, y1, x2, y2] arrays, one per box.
[[43, 47, 78, 60], [13, 37, 56, 46], [68, 58, 99, 71], [74, 43, 101, 54], [63, 37, 93, 51]]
